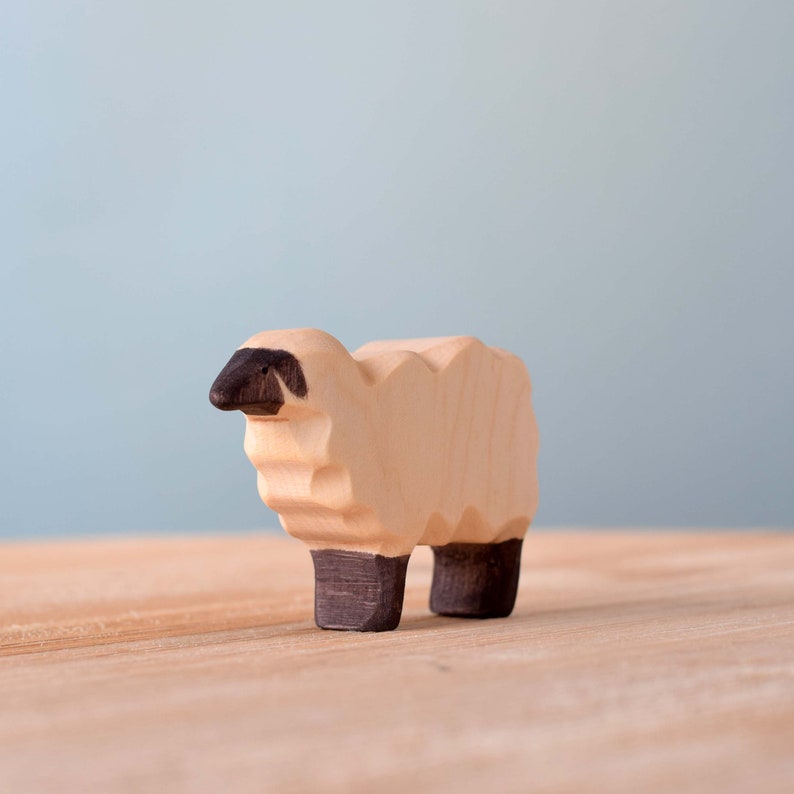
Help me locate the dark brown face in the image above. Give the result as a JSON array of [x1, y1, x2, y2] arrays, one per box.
[[209, 348, 308, 416]]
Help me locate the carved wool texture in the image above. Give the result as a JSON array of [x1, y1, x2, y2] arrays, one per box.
[[241, 330, 539, 557]]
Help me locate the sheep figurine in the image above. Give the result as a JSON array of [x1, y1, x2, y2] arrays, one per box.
[[210, 328, 539, 632]]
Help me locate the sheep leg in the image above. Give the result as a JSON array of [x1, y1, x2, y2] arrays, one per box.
[[310, 549, 411, 631], [430, 539, 523, 618]]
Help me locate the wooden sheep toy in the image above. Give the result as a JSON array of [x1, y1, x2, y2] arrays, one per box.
[[209, 329, 539, 632]]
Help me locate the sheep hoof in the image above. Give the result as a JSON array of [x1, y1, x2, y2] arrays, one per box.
[[310, 549, 411, 631], [430, 539, 523, 618]]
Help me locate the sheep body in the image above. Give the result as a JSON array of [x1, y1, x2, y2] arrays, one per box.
[[235, 329, 538, 557]]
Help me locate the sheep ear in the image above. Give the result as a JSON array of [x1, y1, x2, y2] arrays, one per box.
[[276, 354, 308, 399]]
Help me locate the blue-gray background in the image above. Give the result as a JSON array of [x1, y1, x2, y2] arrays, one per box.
[[2, 2, 792, 538]]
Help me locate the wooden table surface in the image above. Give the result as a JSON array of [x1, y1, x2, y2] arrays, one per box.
[[1, 531, 792, 793]]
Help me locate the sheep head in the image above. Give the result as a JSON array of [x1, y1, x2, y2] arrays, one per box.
[[209, 328, 360, 419]]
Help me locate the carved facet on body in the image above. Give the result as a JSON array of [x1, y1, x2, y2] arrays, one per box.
[[210, 328, 539, 632]]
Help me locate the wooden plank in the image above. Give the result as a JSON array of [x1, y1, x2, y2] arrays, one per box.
[[1, 532, 792, 793]]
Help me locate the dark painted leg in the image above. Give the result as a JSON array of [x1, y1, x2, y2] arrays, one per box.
[[310, 549, 411, 632], [430, 538, 523, 618]]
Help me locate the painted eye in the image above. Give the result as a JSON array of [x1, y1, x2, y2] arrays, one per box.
[[261, 365, 269, 375]]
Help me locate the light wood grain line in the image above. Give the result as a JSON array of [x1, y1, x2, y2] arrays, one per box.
[[1, 532, 792, 794]]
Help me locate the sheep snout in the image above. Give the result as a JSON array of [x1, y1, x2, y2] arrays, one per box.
[[210, 347, 307, 416]]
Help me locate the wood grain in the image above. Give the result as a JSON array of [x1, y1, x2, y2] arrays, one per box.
[[430, 538, 523, 617], [311, 548, 410, 631], [211, 329, 539, 557], [1, 531, 793, 793]]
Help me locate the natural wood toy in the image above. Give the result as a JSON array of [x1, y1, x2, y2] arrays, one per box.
[[209, 329, 539, 632]]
